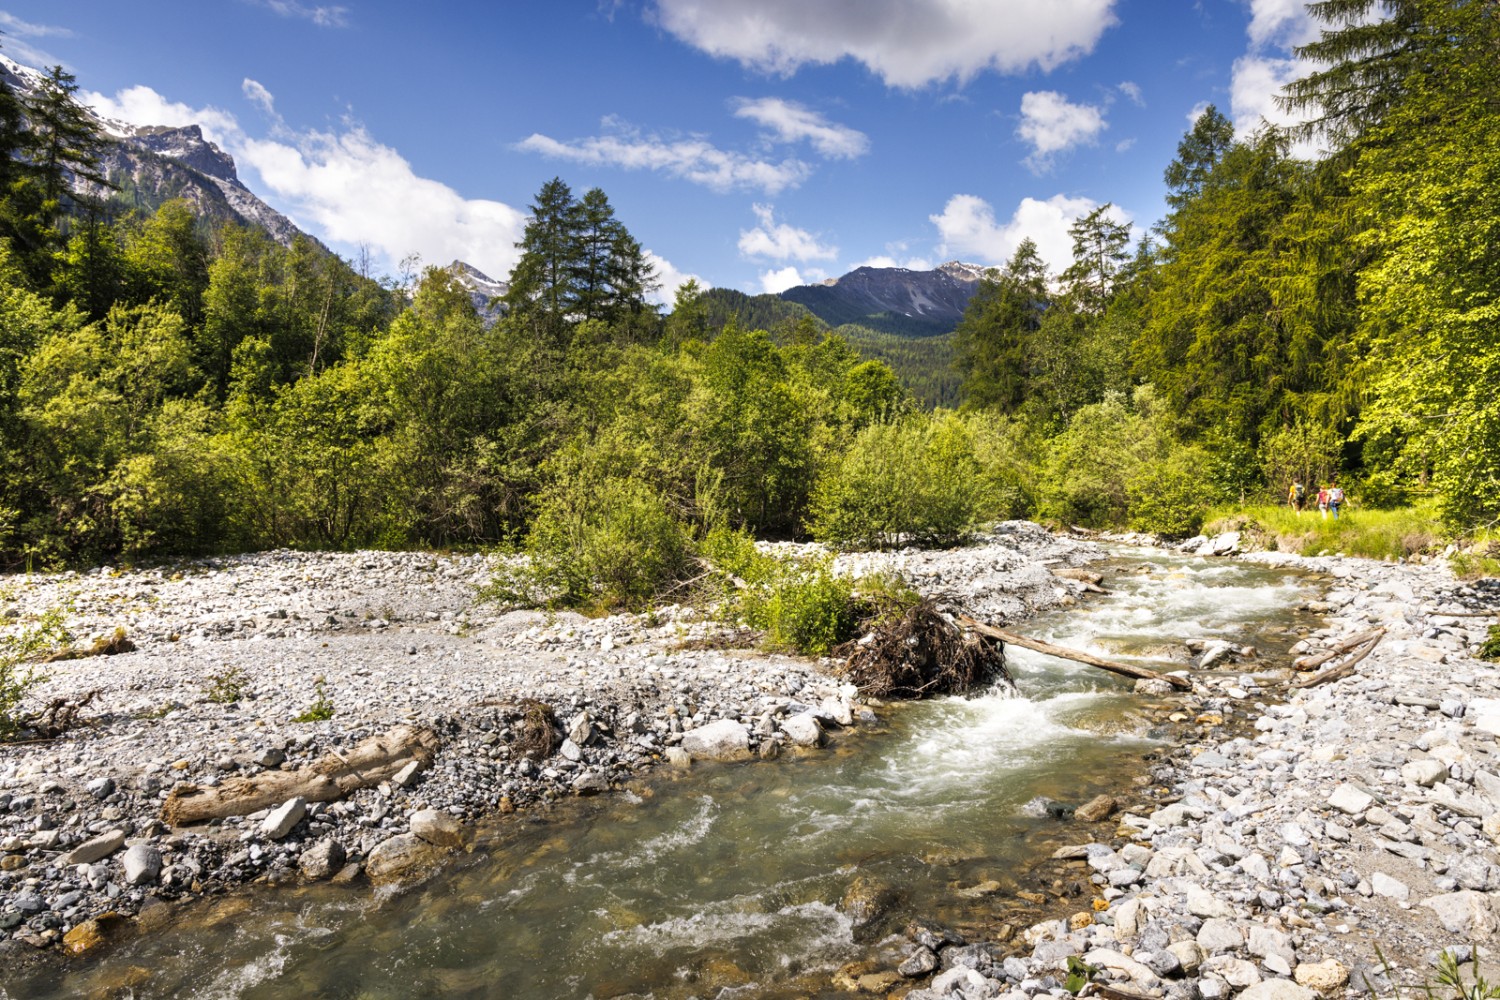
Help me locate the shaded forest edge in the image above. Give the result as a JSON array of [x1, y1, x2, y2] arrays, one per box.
[[0, 2, 1498, 584]]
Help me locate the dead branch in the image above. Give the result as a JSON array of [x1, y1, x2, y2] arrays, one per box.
[[1293, 627, 1385, 671], [1292, 633, 1383, 689], [162, 724, 440, 826], [839, 597, 1010, 698], [958, 616, 1192, 691], [27, 689, 101, 738]]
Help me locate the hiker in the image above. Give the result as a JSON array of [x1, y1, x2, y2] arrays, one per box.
[[1328, 481, 1345, 520], [1288, 481, 1306, 514], [1317, 485, 1330, 519]]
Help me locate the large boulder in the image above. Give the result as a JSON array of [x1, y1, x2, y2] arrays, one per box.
[[365, 833, 446, 884], [679, 720, 751, 761], [409, 809, 468, 849]]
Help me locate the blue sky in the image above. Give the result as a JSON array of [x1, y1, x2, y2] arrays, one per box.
[[0, 1, 1323, 301]]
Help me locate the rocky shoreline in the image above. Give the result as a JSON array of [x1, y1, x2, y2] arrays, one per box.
[[878, 537, 1500, 1000], [0, 521, 1096, 976], [2, 524, 1498, 999]]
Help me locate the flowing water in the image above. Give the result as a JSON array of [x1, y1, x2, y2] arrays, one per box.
[[11, 547, 1319, 1000]]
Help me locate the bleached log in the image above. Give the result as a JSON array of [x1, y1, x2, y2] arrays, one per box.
[[957, 616, 1191, 690], [162, 724, 440, 827]]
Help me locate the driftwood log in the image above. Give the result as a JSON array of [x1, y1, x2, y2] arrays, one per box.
[[957, 616, 1192, 690], [162, 724, 440, 827], [1293, 628, 1385, 671], [1291, 630, 1384, 690]]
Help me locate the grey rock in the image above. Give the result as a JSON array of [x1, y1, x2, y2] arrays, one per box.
[[1197, 918, 1244, 954], [86, 777, 115, 800], [679, 719, 751, 760], [779, 713, 823, 747], [410, 809, 467, 849], [900, 946, 940, 977], [122, 844, 162, 886], [260, 797, 307, 840], [60, 829, 126, 865], [1421, 891, 1499, 938], [1239, 981, 1316, 1000], [298, 839, 346, 880]]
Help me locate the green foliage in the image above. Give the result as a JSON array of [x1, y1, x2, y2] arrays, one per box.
[[1259, 421, 1342, 504], [1127, 445, 1217, 539], [520, 475, 692, 612], [1478, 626, 1500, 661], [701, 528, 858, 657], [293, 676, 335, 722], [1, 606, 69, 740], [1209, 503, 1441, 560], [808, 413, 987, 549], [202, 665, 249, 704], [838, 325, 958, 409]]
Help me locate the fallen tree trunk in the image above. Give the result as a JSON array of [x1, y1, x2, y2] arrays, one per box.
[[1293, 627, 1385, 672], [163, 724, 440, 827], [1292, 632, 1383, 689], [957, 616, 1191, 691]]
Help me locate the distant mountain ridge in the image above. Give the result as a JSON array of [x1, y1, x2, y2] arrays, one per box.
[[779, 260, 990, 337], [1, 54, 315, 250]]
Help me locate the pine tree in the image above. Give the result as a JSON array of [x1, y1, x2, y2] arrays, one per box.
[[504, 177, 582, 344], [952, 239, 1048, 411], [24, 66, 110, 215], [1163, 105, 1234, 213]]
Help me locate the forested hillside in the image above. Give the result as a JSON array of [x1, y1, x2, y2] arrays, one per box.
[[1, 0, 1496, 584]]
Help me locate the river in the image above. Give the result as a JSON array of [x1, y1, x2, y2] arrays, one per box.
[[10, 546, 1318, 1000]]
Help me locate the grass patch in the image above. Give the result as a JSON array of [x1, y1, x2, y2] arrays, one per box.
[[1204, 503, 1444, 560]]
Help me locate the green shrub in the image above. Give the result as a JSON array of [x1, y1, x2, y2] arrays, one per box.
[[1, 606, 69, 741], [1258, 421, 1341, 505], [808, 413, 987, 549], [293, 676, 335, 722], [518, 475, 692, 612], [1127, 445, 1217, 538]]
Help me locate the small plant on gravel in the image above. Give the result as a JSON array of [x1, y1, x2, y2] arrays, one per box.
[[1479, 625, 1500, 662], [294, 676, 335, 722], [202, 666, 249, 704], [1, 606, 70, 740], [1366, 946, 1500, 1000]]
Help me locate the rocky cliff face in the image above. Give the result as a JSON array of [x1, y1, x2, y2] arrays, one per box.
[[780, 261, 989, 336], [1, 55, 314, 249]]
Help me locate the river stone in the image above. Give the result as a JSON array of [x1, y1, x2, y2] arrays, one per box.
[[1473, 769, 1500, 810], [122, 844, 162, 886], [1468, 698, 1500, 737], [61, 912, 126, 956], [1085, 948, 1158, 986], [665, 747, 692, 769], [1247, 926, 1294, 964], [1112, 897, 1142, 942], [1240, 981, 1316, 1000], [1186, 883, 1231, 918], [60, 829, 126, 866], [1167, 941, 1203, 974], [1075, 794, 1118, 823], [900, 946, 939, 977], [780, 713, 823, 747], [298, 839, 346, 880], [1371, 872, 1410, 901], [1327, 784, 1374, 815], [410, 808, 467, 849], [1421, 890, 1499, 938], [1197, 918, 1244, 954], [572, 770, 610, 794], [261, 797, 306, 840], [392, 759, 422, 789], [365, 833, 444, 883], [1294, 959, 1350, 992], [932, 968, 990, 995], [679, 720, 750, 760], [840, 875, 897, 934]]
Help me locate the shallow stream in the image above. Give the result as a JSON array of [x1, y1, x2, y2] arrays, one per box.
[[13, 547, 1319, 1000]]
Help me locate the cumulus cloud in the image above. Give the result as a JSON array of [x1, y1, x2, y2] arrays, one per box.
[[82, 80, 528, 282], [1017, 91, 1107, 172], [246, 0, 350, 28], [930, 192, 1122, 274], [645, 250, 705, 305], [516, 122, 812, 195], [1228, 0, 1327, 154], [1117, 81, 1144, 106], [731, 97, 869, 158], [737, 203, 836, 262], [81, 86, 242, 145], [759, 266, 805, 294], [649, 0, 1118, 88]]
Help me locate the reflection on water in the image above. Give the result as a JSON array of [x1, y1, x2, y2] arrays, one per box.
[[8, 549, 1315, 1000]]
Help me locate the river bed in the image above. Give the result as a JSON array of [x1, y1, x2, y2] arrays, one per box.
[[7, 547, 1320, 1000]]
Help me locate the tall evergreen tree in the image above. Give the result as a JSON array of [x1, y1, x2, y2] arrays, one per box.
[[952, 239, 1048, 411], [504, 177, 582, 344], [24, 66, 109, 215]]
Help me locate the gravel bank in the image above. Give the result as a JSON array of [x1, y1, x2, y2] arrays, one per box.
[[0, 521, 1099, 965], [883, 538, 1500, 1000]]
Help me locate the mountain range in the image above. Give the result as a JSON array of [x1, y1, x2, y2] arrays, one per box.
[[2, 53, 988, 341]]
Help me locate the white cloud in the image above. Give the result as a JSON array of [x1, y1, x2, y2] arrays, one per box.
[[516, 125, 811, 196], [930, 192, 1118, 274], [82, 80, 528, 282], [248, 0, 350, 28], [731, 97, 869, 158], [649, 0, 1118, 88], [1244, 0, 1320, 50], [1117, 81, 1144, 106], [81, 86, 243, 146], [1017, 91, 1107, 171], [646, 250, 707, 305], [242, 79, 279, 119], [737, 203, 836, 262], [1114, 137, 1136, 153], [760, 266, 805, 294]]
